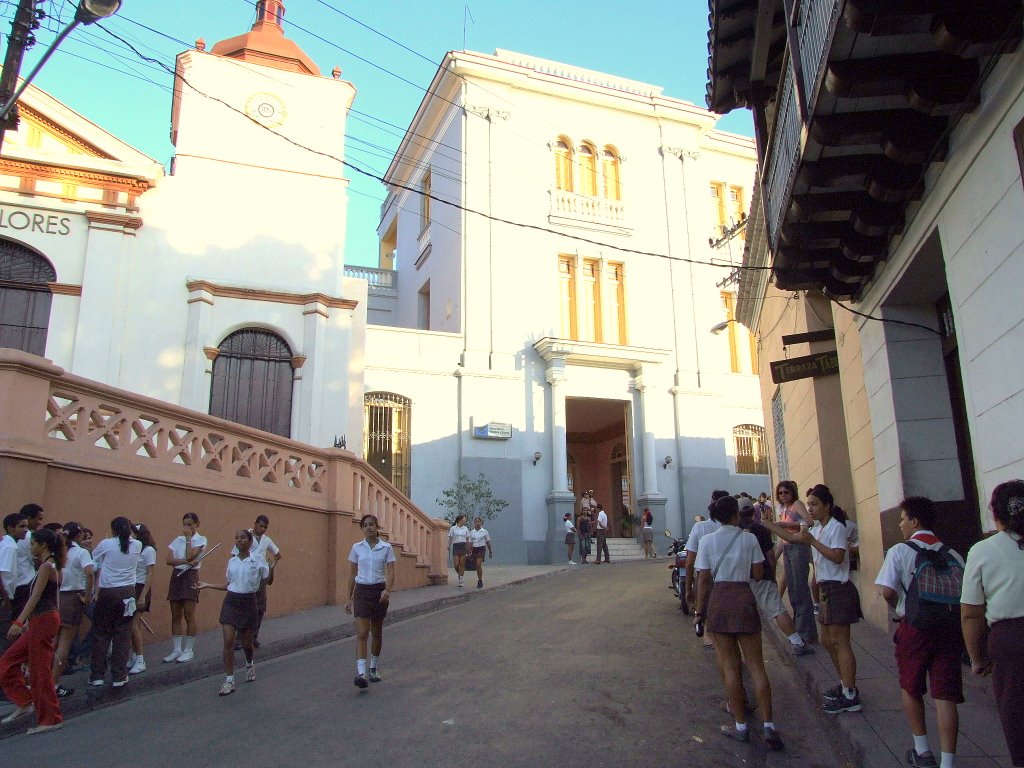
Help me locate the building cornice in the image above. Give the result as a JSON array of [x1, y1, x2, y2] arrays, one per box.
[[186, 280, 359, 310], [532, 337, 670, 371]]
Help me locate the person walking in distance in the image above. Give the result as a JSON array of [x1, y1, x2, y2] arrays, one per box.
[[594, 504, 610, 564], [641, 508, 656, 559], [195, 530, 268, 697], [345, 515, 395, 690], [0, 527, 66, 734], [577, 509, 592, 564], [230, 515, 282, 649], [448, 514, 470, 587], [163, 513, 206, 663], [468, 517, 493, 588], [563, 513, 577, 564], [876, 497, 965, 768]]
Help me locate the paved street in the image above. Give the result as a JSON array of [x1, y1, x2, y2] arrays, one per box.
[[3, 561, 849, 767]]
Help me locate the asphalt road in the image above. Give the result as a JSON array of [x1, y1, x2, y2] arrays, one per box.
[[3, 561, 850, 767]]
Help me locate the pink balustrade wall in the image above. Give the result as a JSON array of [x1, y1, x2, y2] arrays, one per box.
[[0, 349, 448, 643]]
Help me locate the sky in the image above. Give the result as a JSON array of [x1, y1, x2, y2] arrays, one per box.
[[12, 0, 754, 266]]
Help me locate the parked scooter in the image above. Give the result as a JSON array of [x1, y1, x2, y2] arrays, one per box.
[[664, 530, 690, 613]]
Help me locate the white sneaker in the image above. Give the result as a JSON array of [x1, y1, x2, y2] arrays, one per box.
[[218, 680, 235, 696], [245, 665, 255, 683], [175, 650, 195, 663], [129, 657, 146, 674], [568, 560, 577, 565], [162, 649, 181, 663]]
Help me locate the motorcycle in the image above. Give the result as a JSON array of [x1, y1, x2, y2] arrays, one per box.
[[664, 530, 690, 613]]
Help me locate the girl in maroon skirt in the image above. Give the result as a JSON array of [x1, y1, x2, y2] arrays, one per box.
[[694, 495, 784, 750], [961, 480, 1024, 767], [345, 515, 395, 690]]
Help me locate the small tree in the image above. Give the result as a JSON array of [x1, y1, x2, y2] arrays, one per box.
[[436, 472, 509, 524]]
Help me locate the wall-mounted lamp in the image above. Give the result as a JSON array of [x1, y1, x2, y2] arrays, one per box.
[[532, 451, 543, 466], [333, 435, 346, 449], [710, 319, 739, 335], [662, 456, 672, 469]]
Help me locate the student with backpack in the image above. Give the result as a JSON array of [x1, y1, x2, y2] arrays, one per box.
[[875, 496, 965, 768]]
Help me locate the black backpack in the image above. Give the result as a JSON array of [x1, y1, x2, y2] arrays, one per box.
[[902, 541, 963, 633]]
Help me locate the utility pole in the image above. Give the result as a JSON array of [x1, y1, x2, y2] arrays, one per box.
[[0, 0, 40, 154]]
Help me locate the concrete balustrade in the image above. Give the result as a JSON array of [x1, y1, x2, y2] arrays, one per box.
[[0, 348, 449, 643]]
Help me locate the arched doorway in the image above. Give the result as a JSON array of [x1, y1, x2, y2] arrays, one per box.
[[565, 397, 632, 533], [209, 328, 294, 437], [0, 240, 55, 355]]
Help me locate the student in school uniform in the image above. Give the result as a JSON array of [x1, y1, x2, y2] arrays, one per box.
[[467, 517, 493, 589], [345, 514, 395, 690], [0, 513, 29, 658], [53, 522, 94, 698], [0, 527, 66, 734], [13, 504, 45, 621], [448, 515, 470, 587], [129, 524, 157, 675], [89, 517, 142, 688], [230, 515, 281, 649], [196, 530, 269, 697], [163, 513, 207, 664]]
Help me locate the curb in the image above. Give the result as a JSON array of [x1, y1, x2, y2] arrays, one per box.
[[0, 568, 566, 739]]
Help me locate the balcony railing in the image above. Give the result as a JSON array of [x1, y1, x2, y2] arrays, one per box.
[[549, 189, 628, 231], [764, 61, 802, 248], [345, 265, 396, 290], [797, 0, 841, 115]]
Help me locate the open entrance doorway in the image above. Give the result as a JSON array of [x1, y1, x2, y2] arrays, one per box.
[[565, 397, 633, 536]]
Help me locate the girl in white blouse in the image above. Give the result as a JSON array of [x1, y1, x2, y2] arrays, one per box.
[[694, 495, 784, 750], [448, 515, 470, 587], [196, 530, 269, 697]]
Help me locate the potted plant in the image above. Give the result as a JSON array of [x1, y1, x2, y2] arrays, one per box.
[[619, 509, 639, 537]]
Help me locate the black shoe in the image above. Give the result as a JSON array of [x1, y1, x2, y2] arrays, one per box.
[[822, 688, 862, 714], [763, 726, 785, 751], [354, 674, 368, 689], [822, 684, 844, 701], [477, 580, 483, 589], [720, 725, 750, 743], [55, 685, 74, 698], [906, 749, 938, 768], [367, 668, 381, 683]]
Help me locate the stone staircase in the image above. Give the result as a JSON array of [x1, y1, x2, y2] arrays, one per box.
[[594, 537, 646, 562]]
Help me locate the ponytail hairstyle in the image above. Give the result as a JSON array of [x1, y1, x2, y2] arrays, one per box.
[[133, 523, 157, 551], [808, 484, 844, 525], [63, 521, 83, 545], [111, 516, 133, 554], [32, 527, 67, 569], [991, 479, 1024, 549]]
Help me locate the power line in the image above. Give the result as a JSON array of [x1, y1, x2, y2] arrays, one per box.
[[99, 23, 775, 275]]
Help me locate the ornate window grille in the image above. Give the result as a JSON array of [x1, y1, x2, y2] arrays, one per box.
[[363, 392, 411, 496], [734, 424, 769, 475], [771, 390, 789, 482], [0, 240, 55, 356], [209, 328, 294, 438]]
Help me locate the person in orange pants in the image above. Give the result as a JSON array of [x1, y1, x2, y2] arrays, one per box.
[[0, 527, 65, 734]]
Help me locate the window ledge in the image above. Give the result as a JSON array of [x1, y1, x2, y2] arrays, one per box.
[[548, 189, 631, 236]]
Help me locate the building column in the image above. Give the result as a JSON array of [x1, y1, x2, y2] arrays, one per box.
[[544, 357, 575, 563], [295, 299, 327, 444], [634, 370, 668, 531], [180, 283, 215, 412]]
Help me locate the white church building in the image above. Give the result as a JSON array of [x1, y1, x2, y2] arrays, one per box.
[[0, 5, 767, 563]]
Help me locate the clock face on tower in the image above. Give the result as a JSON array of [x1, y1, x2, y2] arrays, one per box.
[[245, 92, 287, 127]]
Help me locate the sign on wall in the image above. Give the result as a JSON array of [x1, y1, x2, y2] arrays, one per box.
[[0, 206, 72, 236], [769, 350, 839, 384], [473, 422, 512, 440]]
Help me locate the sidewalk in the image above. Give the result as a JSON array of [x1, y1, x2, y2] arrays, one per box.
[[764, 611, 1012, 767], [0, 564, 570, 739]]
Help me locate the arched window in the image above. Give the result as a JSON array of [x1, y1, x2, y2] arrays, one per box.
[[0, 240, 55, 356], [209, 328, 294, 437], [554, 138, 574, 191], [734, 424, 769, 475], [363, 392, 411, 496], [578, 142, 597, 197], [602, 147, 621, 200]]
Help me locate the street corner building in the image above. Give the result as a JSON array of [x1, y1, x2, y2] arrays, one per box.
[[706, 0, 1024, 629], [0, 5, 769, 570]]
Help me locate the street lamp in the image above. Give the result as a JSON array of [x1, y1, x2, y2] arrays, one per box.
[[0, 1, 122, 140], [710, 319, 738, 335]]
